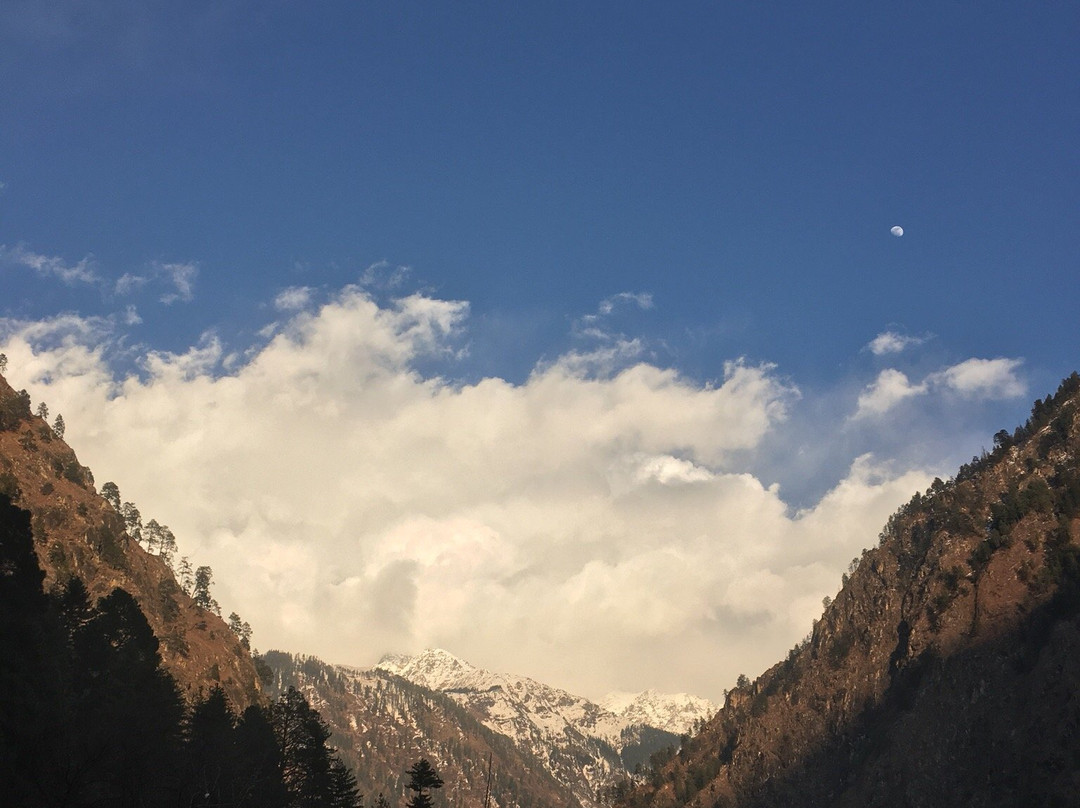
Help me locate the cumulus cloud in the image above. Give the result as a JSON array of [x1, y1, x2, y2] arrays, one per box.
[[853, 369, 928, 418], [866, 330, 926, 356], [934, 357, 1026, 399], [0, 289, 934, 700], [1, 243, 98, 285], [853, 357, 1026, 419]]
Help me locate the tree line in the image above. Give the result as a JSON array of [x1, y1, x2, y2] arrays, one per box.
[[100, 477, 254, 648]]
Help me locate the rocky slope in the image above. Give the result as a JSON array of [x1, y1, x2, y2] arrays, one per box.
[[260, 651, 580, 808], [617, 373, 1080, 808], [0, 373, 262, 708], [377, 649, 716, 807]]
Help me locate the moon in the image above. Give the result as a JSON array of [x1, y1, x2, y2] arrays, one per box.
[[890, 225, 904, 237]]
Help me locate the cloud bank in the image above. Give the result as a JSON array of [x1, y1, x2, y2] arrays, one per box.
[[1, 288, 940, 700]]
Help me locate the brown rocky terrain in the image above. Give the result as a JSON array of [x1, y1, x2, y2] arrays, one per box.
[[0, 372, 262, 709], [616, 373, 1080, 808]]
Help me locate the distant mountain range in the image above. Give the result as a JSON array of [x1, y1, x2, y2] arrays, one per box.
[[262, 647, 715, 808], [375, 649, 715, 805]]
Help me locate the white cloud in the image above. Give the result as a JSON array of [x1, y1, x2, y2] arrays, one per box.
[[853, 369, 928, 418], [274, 286, 313, 311], [853, 357, 1026, 419], [1, 243, 98, 285], [544, 338, 646, 378], [115, 261, 199, 304], [866, 330, 926, 356], [156, 261, 198, 304], [0, 289, 933, 701], [935, 357, 1026, 399], [359, 261, 411, 290], [607, 453, 715, 496], [598, 291, 654, 316], [115, 272, 150, 295], [576, 291, 655, 338]]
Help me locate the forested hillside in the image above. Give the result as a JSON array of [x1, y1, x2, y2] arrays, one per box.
[[0, 372, 261, 708], [615, 374, 1080, 808], [0, 490, 361, 806]]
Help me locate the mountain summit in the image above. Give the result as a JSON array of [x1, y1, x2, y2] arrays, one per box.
[[376, 649, 716, 807]]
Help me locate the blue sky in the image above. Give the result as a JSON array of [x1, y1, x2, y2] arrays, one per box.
[[1, 2, 1077, 699]]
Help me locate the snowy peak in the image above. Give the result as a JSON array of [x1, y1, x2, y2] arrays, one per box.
[[375, 648, 488, 691], [601, 689, 717, 736], [377, 649, 716, 736], [371, 649, 717, 808]]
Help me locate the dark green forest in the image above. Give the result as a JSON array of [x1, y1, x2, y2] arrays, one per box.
[[0, 492, 360, 808]]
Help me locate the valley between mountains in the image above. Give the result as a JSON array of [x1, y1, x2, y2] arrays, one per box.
[[3, 369, 1080, 807]]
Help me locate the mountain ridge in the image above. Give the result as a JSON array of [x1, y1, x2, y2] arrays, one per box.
[[616, 372, 1080, 808], [375, 648, 715, 738], [374, 648, 716, 807], [260, 650, 581, 808]]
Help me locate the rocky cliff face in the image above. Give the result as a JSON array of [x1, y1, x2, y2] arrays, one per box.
[[0, 373, 262, 708], [378, 649, 715, 808], [619, 374, 1080, 808]]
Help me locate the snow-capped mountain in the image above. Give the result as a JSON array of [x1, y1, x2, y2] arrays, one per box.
[[600, 689, 717, 737], [375, 649, 716, 807], [261, 651, 580, 808]]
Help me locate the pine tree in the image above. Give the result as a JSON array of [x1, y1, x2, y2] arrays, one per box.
[[270, 691, 336, 803], [405, 758, 444, 808], [52, 413, 65, 439], [121, 501, 142, 544], [158, 524, 178, 566], [193, 565, 215, 609], [329, 758, 362, 808], [101, 481, 121, 511], [228, 612, 254, 649], [184, 686, 237, 806], [235, 703, 290, 807], [144, 518, 163, 553], [177, 556, 195, 596]]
